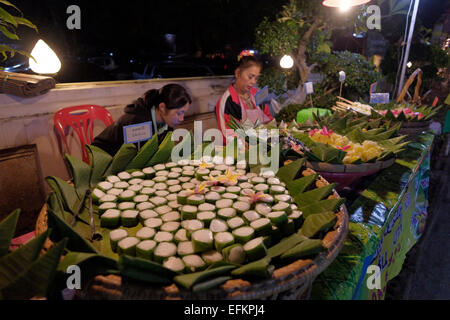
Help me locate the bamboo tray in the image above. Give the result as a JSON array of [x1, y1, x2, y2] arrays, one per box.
[[36, 173, 349, 300]]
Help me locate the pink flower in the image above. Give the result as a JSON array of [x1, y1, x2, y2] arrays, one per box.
[[319, 126, 334, 137], [378, 110, 388, 116], [289, 141, 304, 155], [391, 110, 401, 118], [242, 189, 271, 204], [403, 108, 413, 115], [337, 145, 350, 151], [309, 129, 319, 137], [417, 113, 425, 120]]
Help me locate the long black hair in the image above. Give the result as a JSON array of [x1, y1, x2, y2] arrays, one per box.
[[135, 84, 192, 111]]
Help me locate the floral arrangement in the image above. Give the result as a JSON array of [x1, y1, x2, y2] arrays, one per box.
[[308, 127, 383, 164], [371, 102, 443, 123]]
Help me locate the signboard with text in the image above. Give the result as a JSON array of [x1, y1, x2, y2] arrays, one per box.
[[123, 121, 153, 144]]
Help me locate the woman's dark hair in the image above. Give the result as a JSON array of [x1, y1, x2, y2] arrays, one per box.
[[139, 84, 192, 111], [236, 55, 263, 71]]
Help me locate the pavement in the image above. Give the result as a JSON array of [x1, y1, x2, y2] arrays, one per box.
[[385, 134, 450, 300]]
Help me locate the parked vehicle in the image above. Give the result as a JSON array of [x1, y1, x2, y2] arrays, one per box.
[[87, 56, 119, 71]]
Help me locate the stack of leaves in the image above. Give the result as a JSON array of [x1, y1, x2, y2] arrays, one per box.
[[0, 210, 67, 300]]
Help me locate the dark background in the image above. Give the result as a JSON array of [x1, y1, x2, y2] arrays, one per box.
[[5, 0, 449, 82]]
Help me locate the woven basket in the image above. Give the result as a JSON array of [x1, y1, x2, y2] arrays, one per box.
[[36, 173, 349, 300]]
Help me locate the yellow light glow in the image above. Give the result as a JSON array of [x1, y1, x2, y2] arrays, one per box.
[[339, 0, 351, 11], [280, 55, 294, 69], [29, 40, 61, 74]]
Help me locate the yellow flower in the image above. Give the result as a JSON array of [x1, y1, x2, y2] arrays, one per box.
[[199, 161, 214, 169], [216, 169, 240, 185]]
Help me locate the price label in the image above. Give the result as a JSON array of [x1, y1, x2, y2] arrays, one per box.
[[123, 121, 153, 144], [339, 71, 346, 82], [305, 82, 314, 95], [370, 93, 390, 104]]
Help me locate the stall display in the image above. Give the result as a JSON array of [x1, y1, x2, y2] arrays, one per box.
[[39, 131, 349, 299]]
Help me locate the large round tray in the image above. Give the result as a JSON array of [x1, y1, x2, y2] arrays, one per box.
[[36, 173, 349, 300], [306, 158, 395, 190]]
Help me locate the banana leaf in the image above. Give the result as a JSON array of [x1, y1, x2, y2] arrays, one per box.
[[370, 123, 401, 141], [146, 131, 174, 166], [126, 135, 158, 170], [57, 251, 117, 273], [0, 230, 50, 289], [47, 207, 98, 254], [171, 131, 194, 160], [286, 174, 318, 197], [266, 233, 308, 259], [298, 198, 345, 219], [46, 192, 67, 221], [346, 128, 366, 144], [174, 265, 236, 289], [45, 176, 80, 214], [192, 276, 231, 293], [298, 212, 337, 238], [308, 143, 345, 163], [65, 154, 91, 199], [276, 158, 306, 184], [294, 183, 337, 207], [86, 145, 112, 187], [230, 257, 273, 279], [0, 238, 67, 299], [103, 144, 137, 177], [280, 239, 324, 261], [118, 255, 177, 284], [0, 209, 20, 257]]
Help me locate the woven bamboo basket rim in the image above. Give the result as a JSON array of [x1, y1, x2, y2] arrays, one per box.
[[36, 172, 349, 300]]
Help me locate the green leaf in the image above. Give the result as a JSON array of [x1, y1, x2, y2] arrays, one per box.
[[126, 135, 158, 170], [0, 209, 20, 257], [266, 233, 308, 259], [174, 265, 236, 289], [276, 158, 306, 184], [119, 255, 178, 278], [294, 183, 337, 206], [65, 154, 91, 199], [146, 132, 174, 166], [298, 212, 337, 238], [13, 16, 37, 31], [280, 239, 324, 261], [86, 145, 112, 187], [57, 252, 118, 282], [0, 0, 20, 12], [317, 43, 331, 53], [192, 276, 231, 293], [45, 176, 80, 214], [0, 6, 18, 27], [171, 131, 194, 160], [0, 238, 67, 299], [0, 25, 17, 39], [298, 198, 345, 218], [103, 144, 137, 176], [0, 230, 50, 290], [231, 257, 272, 279], [47, 208, 98, 254], [286, 174, 318, 198]]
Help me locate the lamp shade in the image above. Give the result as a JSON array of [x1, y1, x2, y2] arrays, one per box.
[[29, 40, 61, 74], [322, 0, 371, 8]]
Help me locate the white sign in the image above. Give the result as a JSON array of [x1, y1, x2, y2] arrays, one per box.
[[339, 71, 346, 82], [123, 121, 153, 144], [305, 82, 314, 95]]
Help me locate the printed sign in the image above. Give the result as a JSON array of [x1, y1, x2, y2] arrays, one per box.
[[370, 93, 390, 104], [339, 71, 346, 82], [123, 121, 153, 144]]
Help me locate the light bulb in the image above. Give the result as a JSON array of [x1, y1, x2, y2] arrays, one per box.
[[280, 55, 294, 69], [29, 40, 62, 74], [339, 0, 351, 11]]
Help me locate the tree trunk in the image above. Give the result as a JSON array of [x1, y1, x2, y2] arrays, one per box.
[[295, 18, 322, 85]]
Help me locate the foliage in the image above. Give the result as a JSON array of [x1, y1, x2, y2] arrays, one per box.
[[0, 0, 37, 64], [0, 209, 67, 299]]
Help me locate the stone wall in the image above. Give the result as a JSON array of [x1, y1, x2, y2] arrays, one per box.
[[0, 76, 233, 195]]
